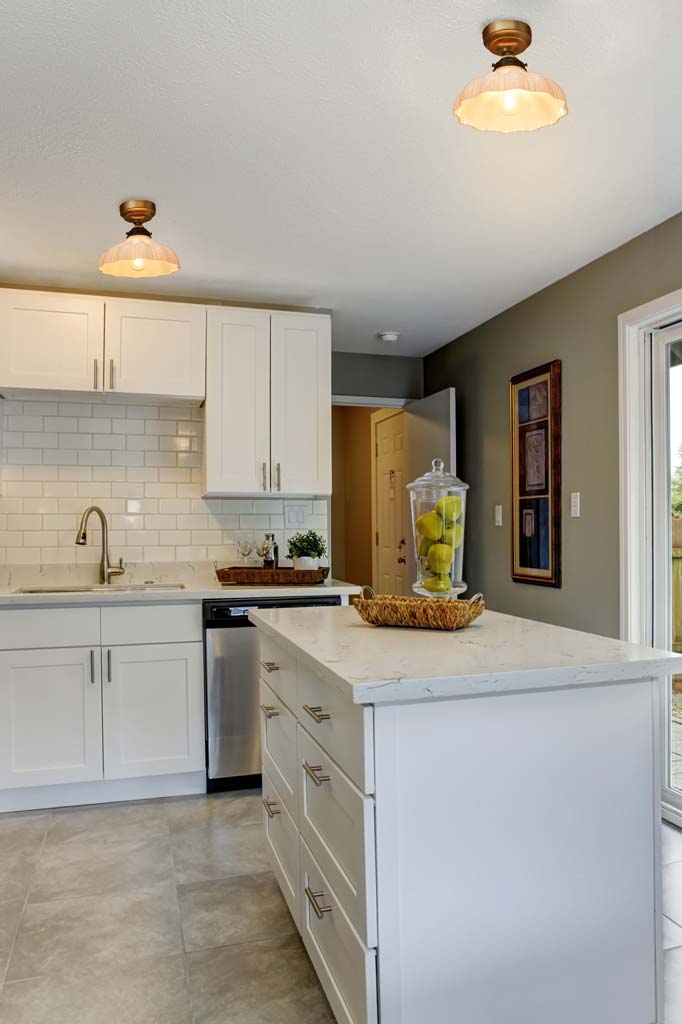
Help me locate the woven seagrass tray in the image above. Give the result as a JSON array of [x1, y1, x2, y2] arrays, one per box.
[[354, 591, 485, 631], [215, 566, 330, 586]]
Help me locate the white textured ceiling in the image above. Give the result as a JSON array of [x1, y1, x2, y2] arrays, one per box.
[[2, 0, 682, 356]]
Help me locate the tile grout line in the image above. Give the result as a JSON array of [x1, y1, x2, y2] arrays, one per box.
[[0, 812, 53, 990]]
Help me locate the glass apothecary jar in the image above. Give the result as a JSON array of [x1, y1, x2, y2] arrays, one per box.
[[407, 458, 469, 598]]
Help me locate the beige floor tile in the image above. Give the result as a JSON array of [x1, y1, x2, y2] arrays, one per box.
[[0, 954, 192, 1023], [47, 800, 169, 846], [0, 814, 50, 904], [187, 935, 334, 1024], [178, 871, 296, 952], [171, 823, 269, 884], [6, 881, 183, 981], [0, 899, 25, 979], [29, 835, 173, 902], [165, 791, 262, 834]]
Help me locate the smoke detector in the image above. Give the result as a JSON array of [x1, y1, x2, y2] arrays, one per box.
[[377, 331, 400, 344]]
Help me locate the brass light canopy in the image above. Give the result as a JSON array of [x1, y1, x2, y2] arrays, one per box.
[[454, 19, 567, 133], [98, 199, 180, 278]]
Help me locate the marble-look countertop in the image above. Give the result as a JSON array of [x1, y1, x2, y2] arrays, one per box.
[[0, 561, 360, 608], [249, 604, 682, 704]]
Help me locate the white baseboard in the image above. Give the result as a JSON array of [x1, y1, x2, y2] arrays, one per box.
[[0, 771, 206, 813]]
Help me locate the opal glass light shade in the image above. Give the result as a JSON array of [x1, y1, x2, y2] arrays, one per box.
[[454, 64, 567, 132], [98, 234, 180, 277]]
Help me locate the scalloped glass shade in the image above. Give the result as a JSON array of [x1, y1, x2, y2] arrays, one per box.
[[98, 234, 180, 277], [454, 65, 567, 132]]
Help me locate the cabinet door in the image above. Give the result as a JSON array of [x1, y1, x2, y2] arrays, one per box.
[[104, 299, 206, 398], [0, 647, 103, 788], [270, 313, 331, 495], [204, 308, 271, 495], [102, 642, 205, 779], [0, 290, 104, 392]]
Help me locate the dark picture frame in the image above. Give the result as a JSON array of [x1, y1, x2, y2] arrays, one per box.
[[509, 360, 561, 587]]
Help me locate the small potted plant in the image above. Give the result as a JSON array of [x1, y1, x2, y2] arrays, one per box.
[[287, 530, 327, 571]]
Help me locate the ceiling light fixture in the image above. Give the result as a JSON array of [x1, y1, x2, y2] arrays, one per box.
[[378, 331, 400, 344], [454, 20, 567, 133], [98, 200, 180, 278]]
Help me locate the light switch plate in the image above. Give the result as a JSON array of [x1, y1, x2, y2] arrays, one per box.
[[570, 492, 581, 518], [494, 505, 503, 527]]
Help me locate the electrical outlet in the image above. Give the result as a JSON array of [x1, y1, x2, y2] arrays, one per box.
[[494, 505, 503, 527], [570, 492, 581, 518]]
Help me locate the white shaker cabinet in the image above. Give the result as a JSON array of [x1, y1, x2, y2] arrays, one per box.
[[0, 646, 103, 789], [0, 290, 104, 392], [204, 309, 331, 496], [102, 641, 205, 780], [204, 308, 271, 495], [104, 299, 206, 399], [270, 313, 332, 495]]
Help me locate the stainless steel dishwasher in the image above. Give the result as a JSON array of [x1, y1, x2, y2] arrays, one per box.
[[203, 595, 342, 790]]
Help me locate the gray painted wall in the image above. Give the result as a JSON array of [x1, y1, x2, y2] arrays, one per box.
[[332, 352, 423, 400], [424, 210, 682, 638]]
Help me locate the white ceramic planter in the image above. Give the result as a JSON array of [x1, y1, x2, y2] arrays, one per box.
[[293, 556, 320, 571]]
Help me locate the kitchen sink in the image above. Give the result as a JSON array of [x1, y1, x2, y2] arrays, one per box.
[[14, 583, 186, 594]]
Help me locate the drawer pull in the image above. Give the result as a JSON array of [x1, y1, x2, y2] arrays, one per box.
[[303, 761, 330, 786], [303, 704, 331, 723], [260, 660, 280, 673], [262, 797, 281, 818], [305, 886, 333, 919], [260, 704, 280, 719]]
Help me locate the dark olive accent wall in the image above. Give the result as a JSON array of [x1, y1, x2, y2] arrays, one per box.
[[332, 352, 423, 400], [424, 210, 682, 638]]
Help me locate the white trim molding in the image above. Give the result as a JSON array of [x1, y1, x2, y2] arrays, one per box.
[[619, 285, 682, 643], [332, 394, 410, 408]]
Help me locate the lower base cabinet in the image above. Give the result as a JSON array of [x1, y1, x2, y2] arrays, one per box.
[[0, 638, 205, 791], [103, 642, 204, 779], [0, 647, 103, 789], [262, 766, 301, 926]]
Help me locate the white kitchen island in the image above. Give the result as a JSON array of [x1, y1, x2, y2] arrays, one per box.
[[249, 604, 681, 1024]]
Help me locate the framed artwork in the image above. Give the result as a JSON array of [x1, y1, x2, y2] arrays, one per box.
[[509, 359, 561, 587]]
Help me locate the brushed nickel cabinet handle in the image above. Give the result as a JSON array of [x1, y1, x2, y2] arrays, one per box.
[[107, 648, 112, 683], [109, 358, 114, 390], [259, 704, 280, 719], [303, 761, 330, 786], [305, 886, 333, 919], [262, 461, 267, 491], [302, 704, 331, 723], [276, 462, 281, 491], [260, 660, 280, 673], [94, 358, 98, 390], [262, 797, 281, 819], [90, 649, 95, 684]]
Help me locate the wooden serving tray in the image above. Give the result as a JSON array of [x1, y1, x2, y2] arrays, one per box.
[[215, 566, 330, 586]]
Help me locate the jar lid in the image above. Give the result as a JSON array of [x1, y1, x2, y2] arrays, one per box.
[[406, 457, 469, 491]]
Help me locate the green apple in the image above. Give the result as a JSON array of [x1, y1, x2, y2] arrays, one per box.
[[415, 510, 443, 541], [418, 536, 434, 557], [435, 495, 463, 524], [427, 543, 454, 575], [422, 574, 452, 594], [443, 523, 464, 549]]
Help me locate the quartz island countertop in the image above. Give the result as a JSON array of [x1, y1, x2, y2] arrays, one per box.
[[249, 603, 681, 704]]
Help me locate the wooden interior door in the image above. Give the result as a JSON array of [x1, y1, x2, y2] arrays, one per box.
[[373, 410, 407, 594]]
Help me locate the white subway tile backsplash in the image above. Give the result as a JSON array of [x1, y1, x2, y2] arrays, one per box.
[[1, 398, 328, 567]]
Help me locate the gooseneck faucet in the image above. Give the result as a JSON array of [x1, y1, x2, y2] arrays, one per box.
[[75, 506, 125, 585]]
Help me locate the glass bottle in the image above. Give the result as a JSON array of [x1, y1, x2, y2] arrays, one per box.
[[407, 458, 469, 598]]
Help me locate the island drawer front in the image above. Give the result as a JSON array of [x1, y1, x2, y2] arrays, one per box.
[[297, 662, 374, 794], [0, 608, 100, 650], [263, 766, 300, 930], [298, 727, 377, 947], [259, 635, 297, 709], [300, 838, 378, 1024], [101, 604, 202, 646], [260, 678, 298, 819]]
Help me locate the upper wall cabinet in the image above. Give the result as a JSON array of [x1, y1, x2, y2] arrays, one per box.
[[0, 289, 206, 400], [270, 313, 332, 495], [204, 308, 271, 494], [0, 290, 104, 392], [204, 310, 331, 497], [104, 299, 206, 399]]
